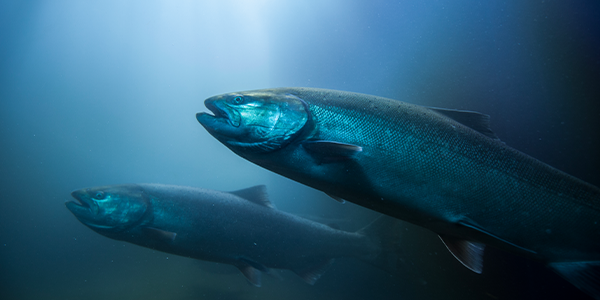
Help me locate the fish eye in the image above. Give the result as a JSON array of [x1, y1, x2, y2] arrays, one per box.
[[93, 191, 106, 200], [232, 96, 244, 104]]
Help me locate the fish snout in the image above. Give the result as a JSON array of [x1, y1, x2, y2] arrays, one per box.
[[70, 189, 90, 207], [197, 99, 240, 132], [66, 189, 96, 216]]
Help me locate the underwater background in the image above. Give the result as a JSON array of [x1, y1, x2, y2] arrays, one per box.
[[1, 1, 599, 299]]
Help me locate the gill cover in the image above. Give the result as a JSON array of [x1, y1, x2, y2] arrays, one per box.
[[197, 92, 310, 153]]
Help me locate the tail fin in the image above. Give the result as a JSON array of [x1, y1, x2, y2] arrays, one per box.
[[356, 215, 406, 275]]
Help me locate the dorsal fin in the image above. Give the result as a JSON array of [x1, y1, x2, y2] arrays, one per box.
[[429, 107, 499, 140], [229, 185, 275, 208]]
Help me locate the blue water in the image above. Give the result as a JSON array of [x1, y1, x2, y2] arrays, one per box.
[[1, 1, 599, 299]]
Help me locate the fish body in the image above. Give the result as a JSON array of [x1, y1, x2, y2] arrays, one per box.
[[66, 183, 403, 286], [196, 87, 600, 297]]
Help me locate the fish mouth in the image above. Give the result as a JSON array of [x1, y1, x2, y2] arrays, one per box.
[[65, 190, 94, 215], [69, 190, 91, 207], [205, 100, 226, 119], [197, 99, 241, 128]]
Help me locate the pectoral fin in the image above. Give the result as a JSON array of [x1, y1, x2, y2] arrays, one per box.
[[302, 140, 362, 163], [439, 235, 485, 274], [143, 227, 177, 242]]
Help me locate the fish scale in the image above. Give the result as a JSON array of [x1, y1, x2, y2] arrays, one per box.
[[303, 89, 600, 231], [66, 183, 407, 286], [197, 87, 600, 298]]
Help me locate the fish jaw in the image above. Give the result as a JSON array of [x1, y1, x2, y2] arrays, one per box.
[[65, 189, 103, 228]]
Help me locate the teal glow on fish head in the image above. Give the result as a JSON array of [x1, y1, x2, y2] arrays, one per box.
[[196, 91, 310, 153], [66, 185, 148, 232]]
